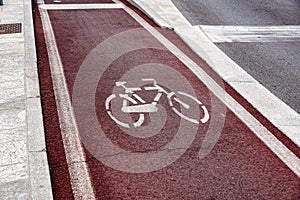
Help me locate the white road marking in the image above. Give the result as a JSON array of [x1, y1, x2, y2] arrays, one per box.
[[198, 25, 300, 43], [133, 93, 146, 103], [40, 3, 124, 10], [122, 3, 300, 178], [107, 111, 130, 128], [105, 94, 115, 110], [134, 114, 145, 127], [37, 0, 96, 199], [127, 0, 300, 149], [36, 0, 300, 190]]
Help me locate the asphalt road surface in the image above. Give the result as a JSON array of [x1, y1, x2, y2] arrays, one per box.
[[172, 0, 300, 114], [33, 0, 300, 199]]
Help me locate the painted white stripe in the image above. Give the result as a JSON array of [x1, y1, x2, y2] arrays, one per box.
[[133, 93, 146, 103], [126, 0, 300, 150], [123, 4, 300, 178], [37, 0, 96, 199], [198, 25, 300, 43], [40, 3, 124, 10]]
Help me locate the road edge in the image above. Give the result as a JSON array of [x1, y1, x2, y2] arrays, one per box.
[[24, 0, 54, 199], [125, 0, 300, 148]]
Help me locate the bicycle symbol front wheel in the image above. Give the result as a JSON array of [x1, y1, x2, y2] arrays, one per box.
[[105, 94, 145, 128], [169, 91, 209, 124]]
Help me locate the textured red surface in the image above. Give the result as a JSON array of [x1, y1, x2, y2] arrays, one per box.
[[34, 3, 300, 199], [158, 29, 300, 159], [33, 1, 74, 199]]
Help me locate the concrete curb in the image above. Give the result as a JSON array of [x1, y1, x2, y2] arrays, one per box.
[[126, 0, 300, 147], [24, 0, 53, 199], [126, 0, 171, 29]]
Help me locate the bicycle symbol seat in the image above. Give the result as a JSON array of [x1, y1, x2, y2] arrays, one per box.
[[105, 78, 209, 128]]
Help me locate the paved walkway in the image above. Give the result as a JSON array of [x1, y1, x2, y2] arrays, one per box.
[[0, 0, 52, 199]]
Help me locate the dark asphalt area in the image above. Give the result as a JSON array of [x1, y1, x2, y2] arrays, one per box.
[[172, 0, 300, 114], [33, 0, 300, 199]]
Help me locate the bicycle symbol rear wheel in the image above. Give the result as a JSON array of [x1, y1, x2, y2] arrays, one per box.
[[105, 94, 145, 128]]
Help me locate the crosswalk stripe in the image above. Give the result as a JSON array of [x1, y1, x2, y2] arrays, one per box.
[[197, 25, 300, 43]]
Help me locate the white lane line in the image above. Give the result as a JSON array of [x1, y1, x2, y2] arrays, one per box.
[[126, 0, 300, 147], [198, 25, 300, 43], [122, 3, 300, 178], [126, 0, 300, 149], [40, 3, 124, 10], [37, 0, 96, 199]]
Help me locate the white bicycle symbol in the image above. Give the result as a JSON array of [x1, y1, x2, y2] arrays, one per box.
[[105, 78, 210, 128]]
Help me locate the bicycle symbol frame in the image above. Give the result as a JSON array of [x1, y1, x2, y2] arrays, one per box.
[[105, 78, 210, 128]]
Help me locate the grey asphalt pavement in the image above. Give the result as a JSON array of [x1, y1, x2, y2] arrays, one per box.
[[172, 0, 300, 113]]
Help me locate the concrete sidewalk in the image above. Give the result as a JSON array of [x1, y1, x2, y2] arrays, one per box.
[[0, 0, 53, 199]]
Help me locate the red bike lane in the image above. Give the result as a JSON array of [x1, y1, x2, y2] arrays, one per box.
[[33, 1, 300, 199]]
